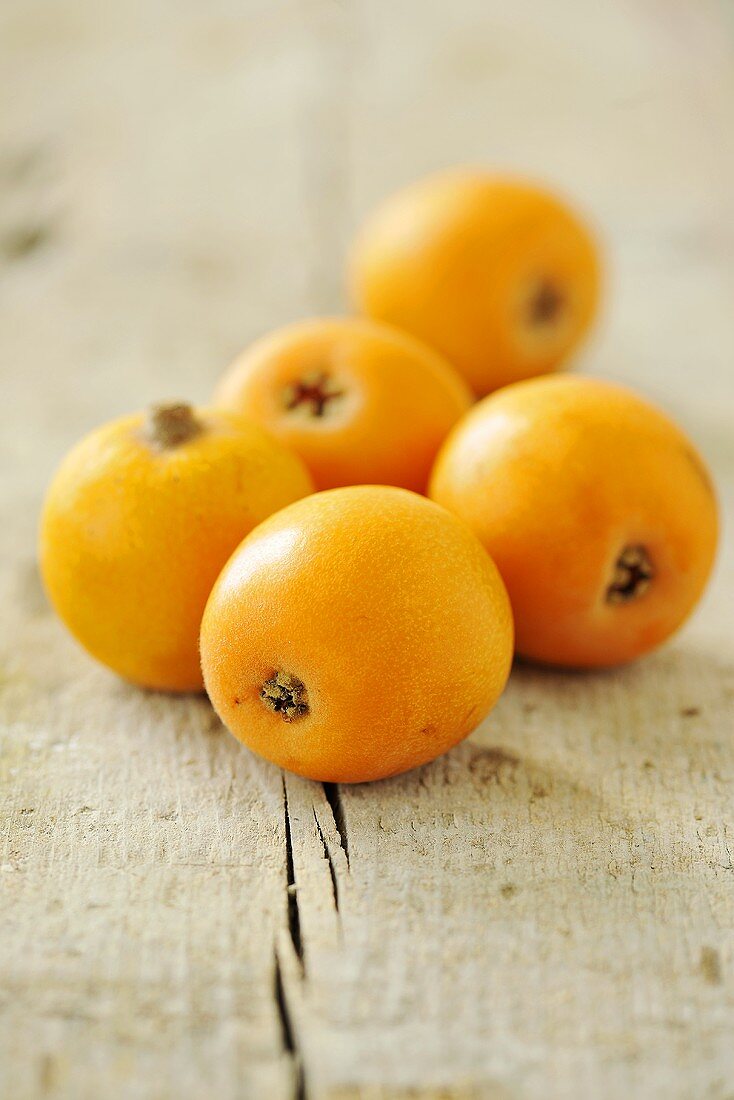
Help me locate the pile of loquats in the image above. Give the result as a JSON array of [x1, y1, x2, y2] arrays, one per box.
[[40, 170, 719, 784]]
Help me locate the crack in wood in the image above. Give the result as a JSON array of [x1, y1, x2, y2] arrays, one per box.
[[313, 808, 340, 912], [273, 948, 305, 1100], [323, 782, 350, 869], [283, 778, 304, 966]]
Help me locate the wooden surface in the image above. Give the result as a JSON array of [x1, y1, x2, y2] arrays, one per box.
[[1, 2, 733, 1097]]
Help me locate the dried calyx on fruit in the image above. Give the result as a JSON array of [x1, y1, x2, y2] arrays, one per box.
[[528, 279, 565, 327], [283, 371, 344, 418], [606, 545, 654, 604], [260, 671, 309, 722]]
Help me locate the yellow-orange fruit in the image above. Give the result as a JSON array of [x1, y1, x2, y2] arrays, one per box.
[[39, 403, 313, 691], [430, 376, 718, 668], [201, 486, 513, 782], [214, 317, 472, 492], [350, 170, 600, 395]]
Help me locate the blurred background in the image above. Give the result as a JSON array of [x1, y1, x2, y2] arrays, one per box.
[[1, 0, 732, 492]]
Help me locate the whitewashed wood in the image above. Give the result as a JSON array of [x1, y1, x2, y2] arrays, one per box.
[[1, 2, 733, 1098]]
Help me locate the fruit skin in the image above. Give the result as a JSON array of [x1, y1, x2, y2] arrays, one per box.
[[213, 316, 472, 492], [350, 170, 601, 396], [201, 485, 513, 783], [39, 406, 313, 692], [429, 375, 718, 669]]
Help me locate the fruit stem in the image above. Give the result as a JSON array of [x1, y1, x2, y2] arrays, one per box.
[[145, 403, 202, 449], [606, 545, 654, 604], [261, 671, 309, 722]]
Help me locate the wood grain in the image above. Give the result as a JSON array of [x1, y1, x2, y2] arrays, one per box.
[[1, 1, 733, 1097]]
